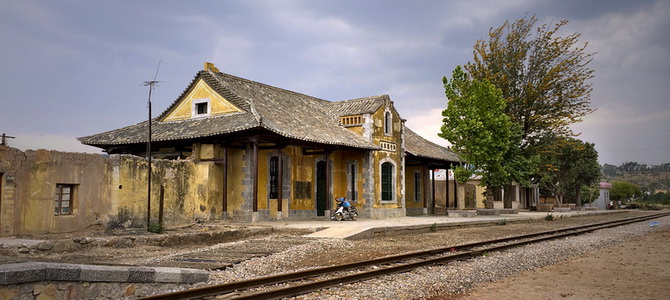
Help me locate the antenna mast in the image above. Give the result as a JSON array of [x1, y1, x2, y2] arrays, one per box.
[[1, 133, 15, 146], [143, 61, 162, 229]]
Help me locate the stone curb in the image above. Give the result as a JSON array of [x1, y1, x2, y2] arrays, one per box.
[[0, 262, 208, 285]]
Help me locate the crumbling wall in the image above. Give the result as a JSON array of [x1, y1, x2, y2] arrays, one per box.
[[0, 146, 112, 236], [0, 146, 206, 236]]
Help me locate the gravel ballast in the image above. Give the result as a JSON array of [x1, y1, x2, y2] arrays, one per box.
[[204, 213, 669, 299]]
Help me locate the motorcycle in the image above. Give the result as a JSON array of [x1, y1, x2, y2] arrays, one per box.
[[332, 199, 358, 221]]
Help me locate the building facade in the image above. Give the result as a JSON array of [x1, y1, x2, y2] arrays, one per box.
[[0, 63, 460, 235]]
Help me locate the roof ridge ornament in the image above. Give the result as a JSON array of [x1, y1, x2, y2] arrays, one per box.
[[204, 62, 220, 73]]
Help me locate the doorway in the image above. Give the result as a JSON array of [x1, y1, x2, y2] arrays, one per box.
[[316, 161, 327, 216]]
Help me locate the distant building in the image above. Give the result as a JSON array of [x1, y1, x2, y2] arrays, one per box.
[[594, 182, 613, 210]]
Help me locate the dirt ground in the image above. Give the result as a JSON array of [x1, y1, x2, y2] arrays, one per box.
[[441, 225, 670, 300]]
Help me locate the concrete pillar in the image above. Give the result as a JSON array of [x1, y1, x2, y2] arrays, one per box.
[[457, 183, 465, 210]]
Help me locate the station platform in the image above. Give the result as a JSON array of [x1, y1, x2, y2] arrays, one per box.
[[258, 210, 619, 239], [0, 210, 620, 286]]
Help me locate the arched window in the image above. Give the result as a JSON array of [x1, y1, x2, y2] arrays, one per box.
[[381, 162, 394, 201], [384, 111, 391, 134], [269, 156, 279, 199]]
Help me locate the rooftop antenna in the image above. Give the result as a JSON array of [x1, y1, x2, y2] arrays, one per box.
[[143, 61, 162, 230], [1, 133, 15, 146]]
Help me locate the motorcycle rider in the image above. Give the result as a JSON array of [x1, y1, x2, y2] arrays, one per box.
[[338, 197, 352, 213]]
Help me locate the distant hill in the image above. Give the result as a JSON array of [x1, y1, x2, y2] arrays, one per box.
[[602, 162, 670, 194]]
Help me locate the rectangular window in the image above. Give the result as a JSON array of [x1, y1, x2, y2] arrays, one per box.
[[192, 98, 211, 117], [55, 184, 75, 215], [414, 172, 421, 202], [196, 102, 208, 115]]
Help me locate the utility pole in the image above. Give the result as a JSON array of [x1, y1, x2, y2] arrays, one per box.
[[1, 133, 15, 146], [143, 61, 161, 229]]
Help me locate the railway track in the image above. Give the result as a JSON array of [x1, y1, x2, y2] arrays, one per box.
[[141, 212, 669, 300]]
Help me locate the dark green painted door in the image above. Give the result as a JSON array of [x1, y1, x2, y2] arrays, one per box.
[[316, 161, 327, 216]]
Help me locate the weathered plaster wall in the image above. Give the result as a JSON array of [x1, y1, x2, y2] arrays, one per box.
[[162, 79, 241, 122], [254, 146, 368, 219], [0, 147, 113, 236], [0, 146, 229, 236], [404, 165, 426, 211], [369, 101, 405, 218]]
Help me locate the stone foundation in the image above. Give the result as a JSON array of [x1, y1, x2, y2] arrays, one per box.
[[369, 208, 406, 219]]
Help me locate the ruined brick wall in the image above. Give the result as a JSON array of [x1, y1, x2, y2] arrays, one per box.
[[0, 146, 113, 236], [0, 146, 205, 236]]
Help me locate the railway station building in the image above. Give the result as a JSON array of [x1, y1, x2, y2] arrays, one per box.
[[0, 63, 465, 235]]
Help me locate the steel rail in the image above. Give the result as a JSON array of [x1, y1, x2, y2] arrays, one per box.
[[140, 212, 669, 300]]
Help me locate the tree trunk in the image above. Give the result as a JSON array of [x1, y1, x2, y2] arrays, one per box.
[[503, 184, 513, 209], [485, 187, 494, 209], [575, 188, 581, 207]]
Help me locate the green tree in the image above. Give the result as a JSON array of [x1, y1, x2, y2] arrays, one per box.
[[602, 163, 619, 178], [580, 184, 600, 205], [537, 137, 600, 206], [465, 15, 595, 152], [569, 140, 601, 205], [439, 66, 536, 206], [610, 181, 642, 202]]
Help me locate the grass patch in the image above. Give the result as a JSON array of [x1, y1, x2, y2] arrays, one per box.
[[147, 222, 164, 234]]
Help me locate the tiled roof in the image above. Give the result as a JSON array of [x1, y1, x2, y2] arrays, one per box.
[[404, 126, 460, 163], [79, 70, 378, 150], [78, 67, 459, 164], [328, 95, 386, 116]]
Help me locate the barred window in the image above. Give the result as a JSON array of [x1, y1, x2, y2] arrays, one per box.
[[349, 163, 357, 201], [414, 172, 421, 202], [55, 184, 75, 215], [381, 162, 393, 201], [269, 156, 279, 199]]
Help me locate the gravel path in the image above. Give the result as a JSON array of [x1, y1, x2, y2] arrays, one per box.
[[204, 212, 669, 299]]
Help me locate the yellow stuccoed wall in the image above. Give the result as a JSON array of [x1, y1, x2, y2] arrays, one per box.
[[254, 146, 367, 216], [161, 79, 242, 122], [0, 147, 114, 236], [370, 102, 403, 210], [0, 146, 246, 236], [404, 165, 426, 209]]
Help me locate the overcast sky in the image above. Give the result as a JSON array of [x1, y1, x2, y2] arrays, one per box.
[[1, 0, 668, 166]]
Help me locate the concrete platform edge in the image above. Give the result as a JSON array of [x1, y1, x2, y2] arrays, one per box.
[[0, 262, 208, 285]]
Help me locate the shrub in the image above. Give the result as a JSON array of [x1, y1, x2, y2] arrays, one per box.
[[148, 222, 164, 234], [545, 214, 554, 221], [626, 202, 665, 210]]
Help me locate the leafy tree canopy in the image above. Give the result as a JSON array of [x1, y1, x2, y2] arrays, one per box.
[[610, 181, 642, 201], [439, 66, 536, 189], [537, 137, 601, 205], [465, 15, 596, 152]]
